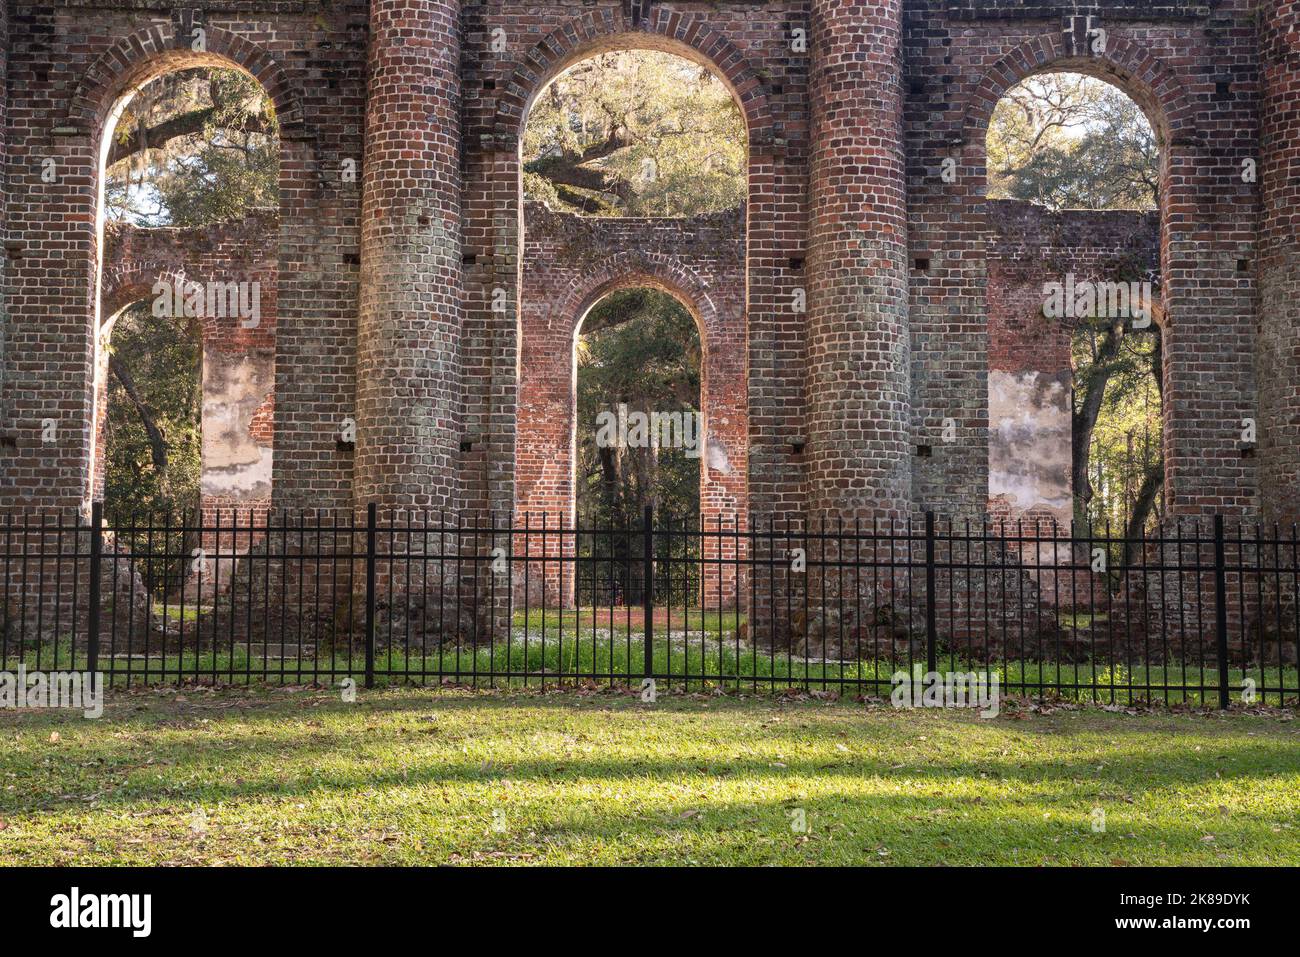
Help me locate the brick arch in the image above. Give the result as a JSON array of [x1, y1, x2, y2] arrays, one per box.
[[67, 25, 307, 511], [65, 22, 304, 139], [959, 34, 1196, 150], [494, 8, 765, 530], [100, 267, 218, 339], [961, 33, 1200, 521], [558, 253, 723, 351], [516, 250, 748, 608], [496, 7, 774, 149]]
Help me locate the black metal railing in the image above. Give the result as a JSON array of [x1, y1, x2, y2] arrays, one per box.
[[0, 503, 1296, 705]]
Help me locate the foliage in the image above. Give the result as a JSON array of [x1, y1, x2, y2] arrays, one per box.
[[103, 302, 203, 516], [988, 72, 1158, 211], [576, 289, 701, 527], [523, 51, 746, 217], [105, 68, 278, 226]]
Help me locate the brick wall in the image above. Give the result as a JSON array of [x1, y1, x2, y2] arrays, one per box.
[[518, 199, 747, 603], [0, 3, 363, 512], [518, 202, 747, 524], [462, 0, 808, 526], [0, 0, 1290, 532], [1260, 1, 1300, 523], [986, 200, 1161, 524], [101, 211, 279, 526], [905, 0, 1261, 519]]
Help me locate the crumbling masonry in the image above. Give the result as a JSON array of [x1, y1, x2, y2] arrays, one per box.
[[0, 0, 1297, 532]]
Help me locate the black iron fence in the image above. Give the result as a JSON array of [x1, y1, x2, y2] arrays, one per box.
[[0, 503, 1296, 706]]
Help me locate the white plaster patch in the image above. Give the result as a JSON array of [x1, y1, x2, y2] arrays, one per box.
[[201, 349, 274, 500], [988, 369, 1072, 524], [707, 433, 733, 476]]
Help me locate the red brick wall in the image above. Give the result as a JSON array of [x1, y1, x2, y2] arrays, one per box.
[[1260, 1, 1300, 523], [986, 200, 1160, 524], [0, 0, 1288, 528], [518, 202, 747, 523], [462, 0, 807, 526], [100, 211, 279, 526], [0, 5, 362, 512], [987, 201, 1160, 377], [906, 0, 1261, 518], [517, 200, 747, 603]]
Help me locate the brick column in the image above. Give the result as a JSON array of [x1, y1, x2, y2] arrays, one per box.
[[0, 0, 9, 449], [806, 0, 911, 519], [1260, 1, 1300, 523], [356, 0, 463, 511]]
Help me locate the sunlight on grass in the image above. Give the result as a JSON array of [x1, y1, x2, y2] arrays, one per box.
[[0, 688, 1297, 866]]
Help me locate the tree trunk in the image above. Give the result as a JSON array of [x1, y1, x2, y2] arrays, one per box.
[[1071, 321, 1124, 521], [1122, 462, 1165, 569], [109, 354, 168, 474]]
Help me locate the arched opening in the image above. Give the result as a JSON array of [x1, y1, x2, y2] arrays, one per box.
[[984, 71, 1164, 541], [574, 286, 703, 608], [513, 42, 750, 618], [92, 66, 279, 540], [522, 50, 746, 218]]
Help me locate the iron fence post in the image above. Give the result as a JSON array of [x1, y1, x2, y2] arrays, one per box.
[[365, 502, 377, 690], [87, 501, 103, 688], [925, 511, 937, 675], [1213, 514, 1230, 710], [643, 504, 654, 680]]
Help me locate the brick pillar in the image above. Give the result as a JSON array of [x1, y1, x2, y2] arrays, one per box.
[[806, 0, 911, 520], [356, 0, 463, 511], [0, 0, 9, 446], [1260, 2, 1300, 523]]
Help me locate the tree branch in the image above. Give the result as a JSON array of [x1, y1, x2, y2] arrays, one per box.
[[108, 355, 168, 474], [107, 108, 270, 168]]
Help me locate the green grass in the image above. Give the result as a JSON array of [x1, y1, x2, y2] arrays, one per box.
[[510, 607, 743, 636], [160, 604, 201, 623], [1059, 611, 1109, 629], [0, 686, 1298, 865], [4, 639, 1296, 707]]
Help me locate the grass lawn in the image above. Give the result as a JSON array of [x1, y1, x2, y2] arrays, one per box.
[[1, 687, 1298, 866], [10, 643, 1295, 708]]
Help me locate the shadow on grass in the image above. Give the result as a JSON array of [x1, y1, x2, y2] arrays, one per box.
[[2, 693, 1297, 820]]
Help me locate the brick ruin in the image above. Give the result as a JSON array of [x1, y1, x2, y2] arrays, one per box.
[[0, 1, 1295, 537], [100, 210, 279, 528], [94, 196, 1160, 532]]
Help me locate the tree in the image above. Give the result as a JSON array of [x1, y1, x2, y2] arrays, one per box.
[[1071, 311, 1164, 543], [105, 68, 278, 226], [988, 73, 1158, 211], [575, 289, 701, 527], [522, 51, 746, 217], [104, 302, 203, 516]]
